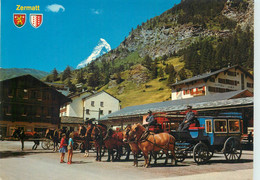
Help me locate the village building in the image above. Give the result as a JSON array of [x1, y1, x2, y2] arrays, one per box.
[[171, 65, 253, 100], [60, 90, 120, 131], [45, 82, 70, 96], [0, 75, 70, 137]]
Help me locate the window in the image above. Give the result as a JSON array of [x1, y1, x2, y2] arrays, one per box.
[[214, 119, 227, 133], [218, 78, 226, 84], [91, 101, 95, 107], [227, 71, 236, 76], [100, 110, 103, 115], [228, 119, 240, 133], [100, 102, 104, 107], [247, 83, 253, 88], [4, 106, 12, 115], [23, 89, 29, 99], [22, 106, 27, 116], [108, 110, 112, 114], [205, 120, 212, 133], [86, 109, 90, 115], [8, 89, 14, 98], [37, 91, 42, 101], [209, 77, 215, 82], [208, 86, 216, 92]]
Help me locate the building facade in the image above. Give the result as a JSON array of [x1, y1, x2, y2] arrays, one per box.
[[171, 65, 253, 100], [83, 91, 120, 121], [60, 91, 120, 130], [0, 75, 70, 137], [60, 91, 92, 118]]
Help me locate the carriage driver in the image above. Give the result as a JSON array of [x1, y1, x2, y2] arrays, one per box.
[[178, 105, 196, 132], [146, 110, 157, 129]]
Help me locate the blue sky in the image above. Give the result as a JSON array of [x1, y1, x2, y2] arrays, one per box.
[[2, 0, 181, 72]]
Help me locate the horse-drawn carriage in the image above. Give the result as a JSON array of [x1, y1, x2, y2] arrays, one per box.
[[148, 112, 243, 164]]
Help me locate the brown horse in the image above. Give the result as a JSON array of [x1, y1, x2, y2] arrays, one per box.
[[123, 125, 141, 166], [83, 123, 95, 157], [129, 123, 177, 168], [91, 124, 107, 161]]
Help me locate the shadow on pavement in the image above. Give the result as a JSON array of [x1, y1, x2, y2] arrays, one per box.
[[207, 159, 253, 164], [0, 150, 54, 159], [71, 161, 89, 164]]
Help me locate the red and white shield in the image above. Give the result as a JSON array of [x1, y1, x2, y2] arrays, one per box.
[[30, 14, 43, 28], [13, 14, 26, 28]]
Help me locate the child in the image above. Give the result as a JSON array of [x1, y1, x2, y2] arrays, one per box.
[[59, 133, 67, 163], [67, 132, 74, 164]]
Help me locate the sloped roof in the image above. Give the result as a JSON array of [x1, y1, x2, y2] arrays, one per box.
[[171, 65, 253, 87], [82, 90, 121, 102], [0, 74, 71, 104], [100, 90, 253, 120]]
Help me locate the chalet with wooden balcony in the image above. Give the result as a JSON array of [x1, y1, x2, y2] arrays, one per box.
[[171, 65, 253, 100], [0, 75, 70, 137]]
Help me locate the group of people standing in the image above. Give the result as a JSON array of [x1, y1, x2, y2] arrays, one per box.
[[59, 132, 74, 164]]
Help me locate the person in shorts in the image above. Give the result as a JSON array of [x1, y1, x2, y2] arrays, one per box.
[[59, 134, 67, 163], [67, 133, 74, 164]]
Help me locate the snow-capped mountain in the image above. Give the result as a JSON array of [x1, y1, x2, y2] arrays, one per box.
[[77, 38, 111, 69]]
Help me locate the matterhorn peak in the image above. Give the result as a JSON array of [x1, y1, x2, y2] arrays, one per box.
[[77, 38, 111, 69]]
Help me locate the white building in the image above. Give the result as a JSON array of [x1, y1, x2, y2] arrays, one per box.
[[83, 91, 120, 121], [60, 90, 120, 124], [60, 91, 92, 117], [171, 65, 253, 100]]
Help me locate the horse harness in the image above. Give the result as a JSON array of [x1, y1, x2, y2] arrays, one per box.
[[137, 130, 172, 151]]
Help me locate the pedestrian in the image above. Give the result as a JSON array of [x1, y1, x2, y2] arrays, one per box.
[[59, 133, 67, 163], [67, 132, 74, 164]]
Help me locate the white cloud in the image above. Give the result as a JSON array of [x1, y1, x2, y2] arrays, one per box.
[[91, 9, 102, 15], [46, 4, 65, 13]]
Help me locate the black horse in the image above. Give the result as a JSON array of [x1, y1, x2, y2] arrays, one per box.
[[45, 128, 61, 151], [12, 129, 41, 150]]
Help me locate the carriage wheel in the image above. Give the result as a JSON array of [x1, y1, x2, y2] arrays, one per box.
[[208, 148, 214, 160], [175, 150, 186, 162], [41, 140, 49, 150], [193, 142, 209, 164], [73, 142, 79, 150], [137, 151, 143, 158], [79, 143, 84, 151], [223, 137, 242, 162], [48, 141, 54, 150], [101, 146, 106, 156], [158, 150, 164, 159]]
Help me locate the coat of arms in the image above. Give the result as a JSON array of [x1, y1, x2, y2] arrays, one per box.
[[30, 14, 43, 28], [13, 14, 26, 28]]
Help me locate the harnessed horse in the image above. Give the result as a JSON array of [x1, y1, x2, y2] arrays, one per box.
[[123, 125, 141, 166], [91, 124, 107, 161], [129, 123, 177, 167], [45, 128, 61, 151], [12, 129, 41, 150]]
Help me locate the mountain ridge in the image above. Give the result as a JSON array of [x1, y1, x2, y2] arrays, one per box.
[[0, 68, 49, 81]]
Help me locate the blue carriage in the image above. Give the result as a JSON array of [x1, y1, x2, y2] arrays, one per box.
[[170, 112, 243, 164]]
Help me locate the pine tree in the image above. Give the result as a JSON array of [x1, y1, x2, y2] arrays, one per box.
[[142, 55, 153, 71], [62, 66, 71, 81], [52, 68, 58, 81]]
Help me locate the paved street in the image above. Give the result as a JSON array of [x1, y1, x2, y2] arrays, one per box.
[[0, 141, 253, 180]]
